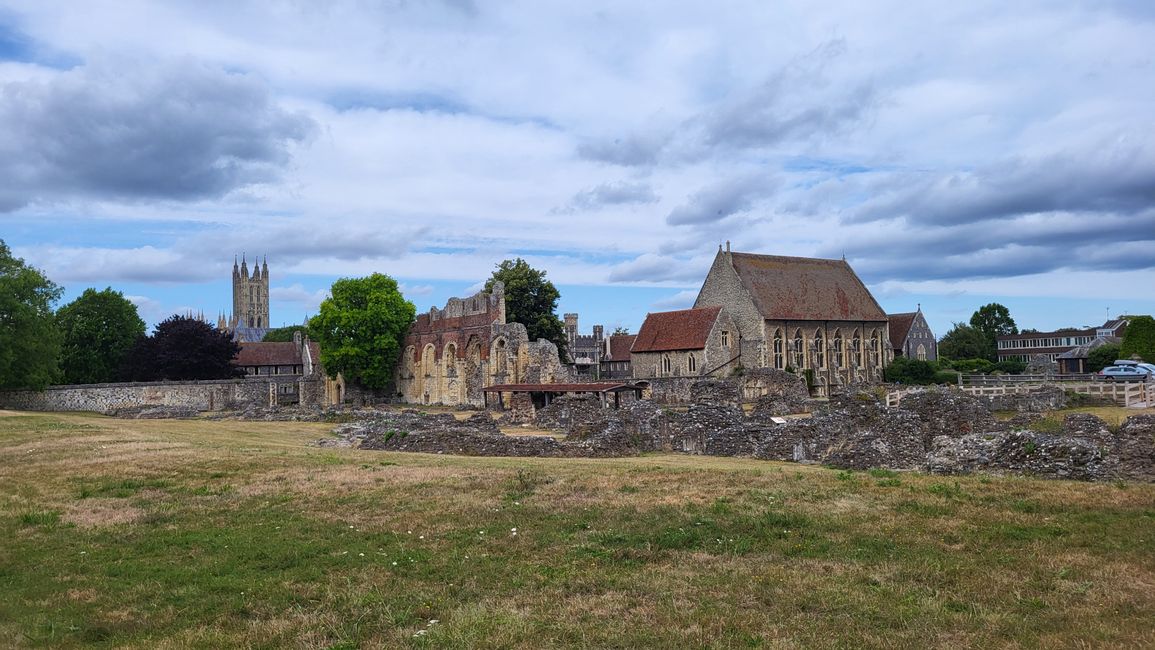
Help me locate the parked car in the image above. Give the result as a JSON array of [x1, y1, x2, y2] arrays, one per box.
[[1113, 359, 1155, 374], [1097, 365, 1154, 381]]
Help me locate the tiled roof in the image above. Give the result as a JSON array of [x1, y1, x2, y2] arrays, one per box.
[[728, 252, 887, 322], [631, 306, 722, 353], [887, 312, 917, 350], [235, 342, 305, 367], [605, 334, 636, 361]]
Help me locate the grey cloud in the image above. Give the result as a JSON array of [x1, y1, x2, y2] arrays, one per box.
[[0, 58, 316, 211], [560, 180, 659, 212], [607, 253, 709, 283], [850, 138, 1155, 226], [666, 174, 776, 226], [577, 132, 669, 166], [192, 224, 427, 262]]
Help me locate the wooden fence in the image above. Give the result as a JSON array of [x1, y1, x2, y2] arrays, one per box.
[[887, 379, 1152, 408]]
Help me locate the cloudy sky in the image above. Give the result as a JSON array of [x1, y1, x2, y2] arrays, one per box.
[[2, 0, 1153, 337]]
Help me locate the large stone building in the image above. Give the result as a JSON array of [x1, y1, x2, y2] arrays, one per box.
[[395, 282, 571, 407], [563, 313, 604, 377], [691, 244, 891, 392], [631, 306, 737, 378], [888, 307, 937, 361], [217, 255, 271, 342]]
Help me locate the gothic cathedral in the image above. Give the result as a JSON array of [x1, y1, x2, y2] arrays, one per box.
[[217, 255, 271, 342]]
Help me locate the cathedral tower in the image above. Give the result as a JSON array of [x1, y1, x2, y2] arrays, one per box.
[[232, 255, 270, 329]]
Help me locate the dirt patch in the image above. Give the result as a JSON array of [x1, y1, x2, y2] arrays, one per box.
[[63, 498, 146, 528]]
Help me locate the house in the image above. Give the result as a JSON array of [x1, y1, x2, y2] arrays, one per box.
[[600, 334, 636, 379], [692, 243, 891, 392], [888, 308, 937, 361], [997, 319, 1129, 365], [631, 306, 736, 378], [233, 332, 321, 401]]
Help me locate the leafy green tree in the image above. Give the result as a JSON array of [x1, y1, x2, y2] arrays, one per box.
[[968, 303, 1017, 361], [612, 326, 630, 336], [308, 273, 415, 389], [883, 356, 938, 385], [56, 288, 146, 384], [1086, 343, 1121, 372], [993, 359, 1027, 374], [0, 240, 63, 389], [262, 325, 307, 342], [484, 258, 567, 360], [1120, 315, 1155, 363], [937, 323, 992, 361], [120, 315, 241, 381]]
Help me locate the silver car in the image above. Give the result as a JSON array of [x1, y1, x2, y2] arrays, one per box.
[[1097, 365, 1154, 381]]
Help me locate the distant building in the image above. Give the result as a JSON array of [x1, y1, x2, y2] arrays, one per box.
[[888, 307, 937, 361], [232, 331, 321, 402], [631, 306, 736, 378], [600, 334, 636, 379], [997, 319, 1129, 365], [563, 313, 605, 378], [216, 255, 271, 342]]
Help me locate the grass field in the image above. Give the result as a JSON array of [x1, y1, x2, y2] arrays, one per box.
[[1, 411, 1153, 649]]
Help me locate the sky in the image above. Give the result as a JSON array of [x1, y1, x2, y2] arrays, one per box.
[[1, 0, 1153, 338]]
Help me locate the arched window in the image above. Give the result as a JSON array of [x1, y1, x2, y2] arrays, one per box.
[[814, 329, 825, 369], [493, 338, 508, 375], [687, 354, 697, 373], [403, 346, 416, 379], [772, 330, 784, 369], [917, 344, 927, 361], [422, 344, 436, 377], [792, 329, 805, 369], [832, 330, 843, 368], [444, 343, 457, 376], [869, 330, 880, 366], [851, 331, 861, 368], [662, 354, 672, 374]]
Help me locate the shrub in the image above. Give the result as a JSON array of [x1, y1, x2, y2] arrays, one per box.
[[884, 357, 938, 384]]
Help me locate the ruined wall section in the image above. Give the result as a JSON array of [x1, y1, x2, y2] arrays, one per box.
[[0, 377, 312, 413]]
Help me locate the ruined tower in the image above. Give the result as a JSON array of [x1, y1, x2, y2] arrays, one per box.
[[232, 255, 270, 329]]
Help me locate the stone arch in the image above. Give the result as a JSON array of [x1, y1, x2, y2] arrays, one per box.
[[813, 328, 825, 369], [421, 344, 436, 377], [851, 329, 862, 368], [491, 337, 509, 381], [772, 329, 784, 369], [869, 329, 881, 367], [792, 329, 805, 369], [662, 354, 672, 375], [443, 342, 458, 377], [832, 330, 843, 368]]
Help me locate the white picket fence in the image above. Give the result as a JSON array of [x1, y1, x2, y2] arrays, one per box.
[[887, 379, 1152, 408]]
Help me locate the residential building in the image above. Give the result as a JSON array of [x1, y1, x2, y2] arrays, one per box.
[[997, 319, 1129, 364]]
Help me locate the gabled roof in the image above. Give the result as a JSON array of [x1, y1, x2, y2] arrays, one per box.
[[887, 312, 917, 350], [234, 341, 317, 367], [727, 252, 887, 322], [605, 334, 636, 361], [632, 306, 722, 353]]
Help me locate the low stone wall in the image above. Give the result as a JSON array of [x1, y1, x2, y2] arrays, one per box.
[[0, 376, 317, 413]]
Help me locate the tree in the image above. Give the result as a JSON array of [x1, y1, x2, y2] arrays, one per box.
[[883, 356, 938, 385], [1086, 343, 1121, 372], [1120, 315, 1155, 363], [56, 288, 146, 384], [308, 273, 415, 389], [484, 258, 568, 360], [120, 315, 242, 381], [612, 326, 630, 336], [969, 303, 1017, 361], [262, 325, 307, 342], [0, 240, 63, 389], [938, 323, 993, 361]]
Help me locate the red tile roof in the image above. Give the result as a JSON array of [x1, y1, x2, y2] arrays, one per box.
[[728, 253, 887, 322], [235, 341, 309, 367], [631, 306, 722, 353], [887, 312, 916, 350], [605, 334, 636, 361]]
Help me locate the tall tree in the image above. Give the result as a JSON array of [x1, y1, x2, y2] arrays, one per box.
[[120, 315, 242, 381], [1086, 343, 1121, 372], [484, 258, 568, 360], [1120, 315, 1154, 363], [308, 273, 415, 389], [969, 303, 1017, 361], [56, 288, 146, 384], [0, 240, 63, 389], [938, 323, 992, 361]]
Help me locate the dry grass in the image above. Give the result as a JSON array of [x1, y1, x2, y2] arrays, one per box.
[[0, 410, 1152, 648]]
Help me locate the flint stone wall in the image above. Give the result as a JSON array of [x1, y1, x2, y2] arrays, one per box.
[[0, 377, 315, 413]]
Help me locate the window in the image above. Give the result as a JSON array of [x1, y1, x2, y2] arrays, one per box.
[[851, 331, 861, 367], [917, 344, 927, 361], [832, 331, 843, 368], [792, 329, 805, 368], [687, 354, 697, 373], [662, 354, 672, 374], [721, 330, 730, 347], [773, 330, 784, 369], [869, 330, 880, 366], [814, 329, 825, 369]]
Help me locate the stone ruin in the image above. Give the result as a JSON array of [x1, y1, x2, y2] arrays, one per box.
[[321, 382, 1155, 482]]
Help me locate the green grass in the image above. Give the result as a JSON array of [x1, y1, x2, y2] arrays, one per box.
[[0, 412, 1153, 648]]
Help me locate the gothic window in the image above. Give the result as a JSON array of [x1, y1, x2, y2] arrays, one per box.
[[917, 344, 927, 361], [494, 338, 508, 375], [832, 330, 843, 368], [687, 354, 697, 373], [662, 354, 672, 374], [444, 343, 457, 377], [772, 329, 784, 369], [721, 330, 730, 347], [869, 330, 880, 366], [814, 329, 825, 369], [792, 329, 804, 369], [851, 331, 862, 368], [422, 344, 435, 378]]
